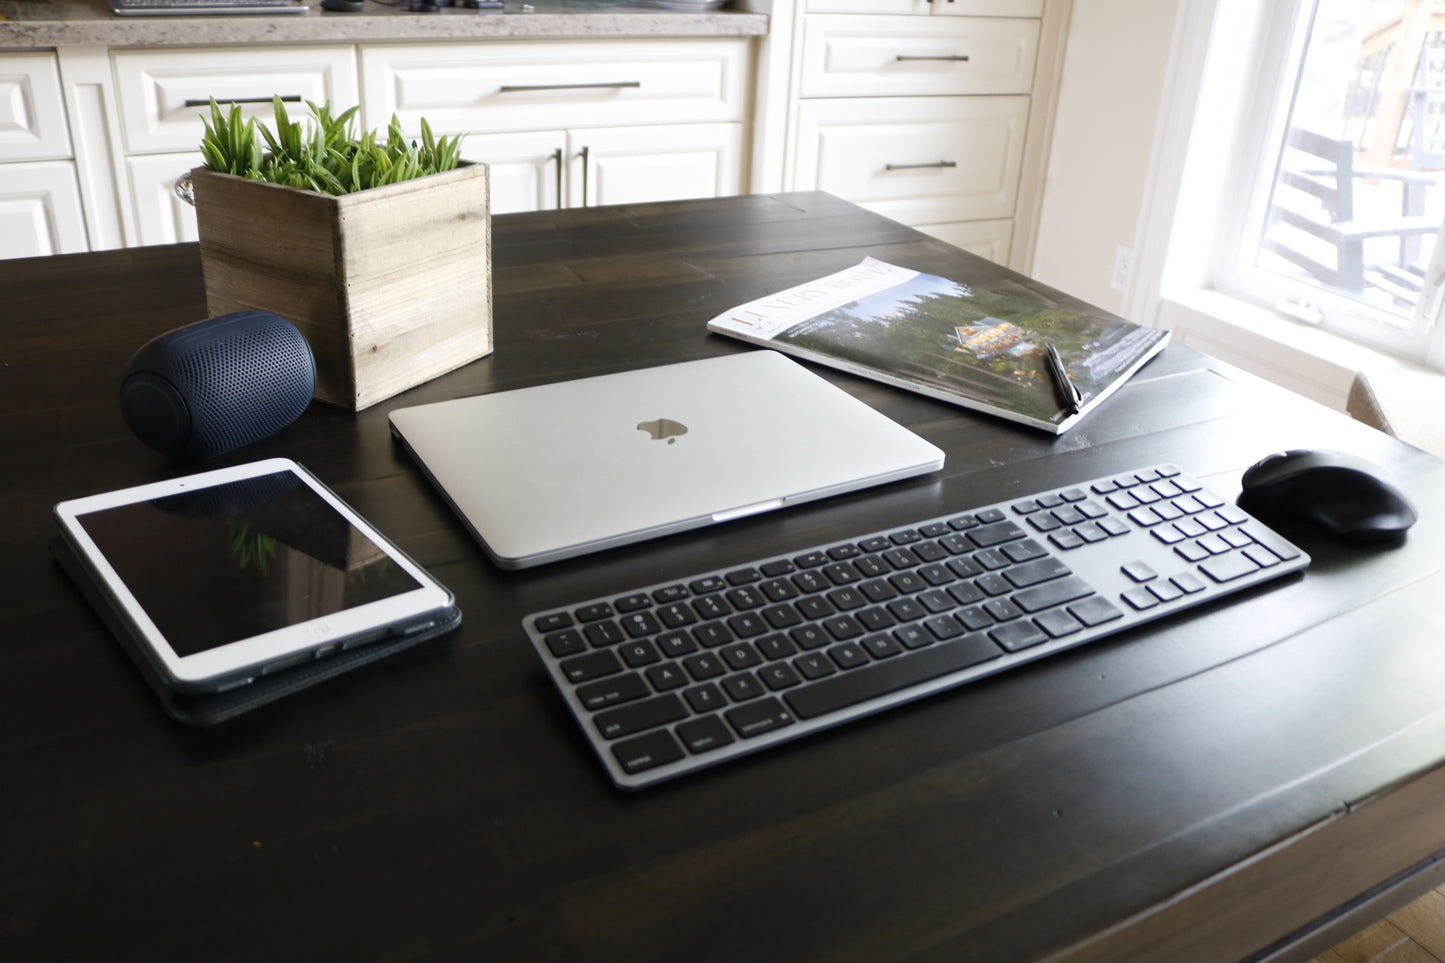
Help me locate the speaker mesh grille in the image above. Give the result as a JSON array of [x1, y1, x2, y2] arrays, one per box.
[[172, 318, 314, 457]]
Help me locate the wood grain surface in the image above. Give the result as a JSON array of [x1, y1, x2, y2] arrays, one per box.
[[3, 192, 1444, 962]]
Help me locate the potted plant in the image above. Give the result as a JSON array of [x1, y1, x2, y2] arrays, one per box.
[[186, 97, 492, 411]]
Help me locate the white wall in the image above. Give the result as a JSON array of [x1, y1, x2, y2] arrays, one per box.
[[1030, 0, 1181, 316]]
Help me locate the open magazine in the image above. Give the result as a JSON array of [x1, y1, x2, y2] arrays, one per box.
[[706, 257, 1170, 434]]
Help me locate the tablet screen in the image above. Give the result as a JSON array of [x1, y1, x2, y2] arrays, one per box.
[[73, 469, 423, 657]]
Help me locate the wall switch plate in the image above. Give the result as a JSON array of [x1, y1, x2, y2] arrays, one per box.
[[1111, 244, 1134, 294]]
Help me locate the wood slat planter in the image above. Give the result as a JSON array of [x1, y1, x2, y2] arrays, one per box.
[[190, 162, 492, 411]]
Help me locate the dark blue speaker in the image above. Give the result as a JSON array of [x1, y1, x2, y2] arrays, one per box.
[[120, 311, 316, 460]]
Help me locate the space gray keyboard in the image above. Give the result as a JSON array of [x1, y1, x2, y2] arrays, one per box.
[[523, 464, 1309, 789]]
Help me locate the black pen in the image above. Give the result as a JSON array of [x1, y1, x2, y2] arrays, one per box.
[[1044, 342, 1082, 416]]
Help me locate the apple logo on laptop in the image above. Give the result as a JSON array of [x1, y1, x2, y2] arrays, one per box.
[[636, 418, 688, 445]]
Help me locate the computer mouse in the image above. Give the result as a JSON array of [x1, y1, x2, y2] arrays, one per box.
[[1238, 448, 1417, 543], [320, 0, 364, 11]]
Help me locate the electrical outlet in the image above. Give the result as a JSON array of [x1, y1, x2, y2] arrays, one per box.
[[1111, 244, 1134, 294]]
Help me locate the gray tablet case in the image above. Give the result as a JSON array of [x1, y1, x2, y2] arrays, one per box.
[[388, 351, 946, 569], [52, 537, 461, 726]]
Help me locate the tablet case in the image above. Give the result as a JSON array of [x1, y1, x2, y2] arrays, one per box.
[[51, 536, 462, 726]]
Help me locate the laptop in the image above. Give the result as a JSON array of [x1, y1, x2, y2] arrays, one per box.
[[109, 0, 308, 16], [388, 351, 945, 569]]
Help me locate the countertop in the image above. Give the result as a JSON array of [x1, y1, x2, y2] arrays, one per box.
[[0, 0, 767, 48]]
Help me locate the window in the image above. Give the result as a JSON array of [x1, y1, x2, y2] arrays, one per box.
[[1213, 0, 1445, 367]]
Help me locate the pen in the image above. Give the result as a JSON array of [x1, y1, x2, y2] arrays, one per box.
[[1044, 342, 1082, 416]]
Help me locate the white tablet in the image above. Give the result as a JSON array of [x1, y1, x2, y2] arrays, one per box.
[[54, 458, 457, 693]]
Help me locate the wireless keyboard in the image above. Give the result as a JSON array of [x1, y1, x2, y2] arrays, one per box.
[[522, 464, 1309, 789]]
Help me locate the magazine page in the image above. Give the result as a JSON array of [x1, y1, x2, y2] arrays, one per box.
[[708, 257, 1169, 432]]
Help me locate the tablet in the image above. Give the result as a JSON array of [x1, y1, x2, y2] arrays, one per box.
[[54, 458, 457, 693]]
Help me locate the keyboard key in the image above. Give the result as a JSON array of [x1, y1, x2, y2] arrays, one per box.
[[722, 673, 765, 702], [1200, 552, 1261, 582], [619, 641, 661, 667], [1013, 576, 1094, 613], [577, 673, 650, 710], [759, 662, 803, 690], [684, 683, 726, 713], [576, 603, 614, 622], [594, 694, 688, 740], [677, 716, 736, 754], [683, 652, 726, 680], [534, 612, 574, 632], [614, 593, 651, 613], [544, 629, 587, 658], [725, 698, 796, 738], [646, 663, 689, 691], [583, 621, 626, 648], [560, 650, 622, 683], [785, 635, 1002, 720], [620, 611, 662, 637], [721, 643, 763, 671], [612, 729, 685, 774], [1068, 596, 1125, 627]]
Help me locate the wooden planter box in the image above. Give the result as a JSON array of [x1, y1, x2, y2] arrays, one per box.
[[190, 163, 492, 411]]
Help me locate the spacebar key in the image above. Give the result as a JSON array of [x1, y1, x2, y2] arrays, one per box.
[[784, 635, 1002, 720]]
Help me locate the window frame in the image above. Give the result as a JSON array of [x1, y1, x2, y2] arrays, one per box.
[[1136, 0, 1445, 375]]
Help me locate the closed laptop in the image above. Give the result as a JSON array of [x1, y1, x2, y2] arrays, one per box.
[[388, 351, 945, 569]]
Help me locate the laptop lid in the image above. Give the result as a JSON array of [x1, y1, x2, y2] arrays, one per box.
[[387, 351, 944, 569]]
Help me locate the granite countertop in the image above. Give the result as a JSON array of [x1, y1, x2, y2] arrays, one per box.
[[0, 0, 768, 47]]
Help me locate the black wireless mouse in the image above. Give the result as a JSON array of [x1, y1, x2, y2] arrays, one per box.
[[1238, 448, 1417, 543]]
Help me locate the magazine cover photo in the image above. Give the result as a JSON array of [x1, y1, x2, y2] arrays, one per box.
[[775, 267, 1164, 425]]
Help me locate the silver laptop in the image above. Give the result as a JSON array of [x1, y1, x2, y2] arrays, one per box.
[[388, 351, 945, 569]]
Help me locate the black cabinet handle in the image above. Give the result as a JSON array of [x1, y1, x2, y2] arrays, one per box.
[[895, 55, 970, 62], [183, 95, 304, 107], [579, 145, 590, 208], [498, 82, 642, 93], [549, 147, 563, 210], [884, 161, 959, 171]]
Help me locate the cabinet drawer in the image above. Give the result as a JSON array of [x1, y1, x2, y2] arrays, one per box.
[[790, 96, 1029, 225], [803, 0, 1041, 14], [360, 40, 748, 135], [800, 16, 1039, 98], [0, 52, 72, 162], [113, 46, 359, 154]]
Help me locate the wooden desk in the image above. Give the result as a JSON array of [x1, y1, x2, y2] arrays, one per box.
[[4, 192, 1444, 962]]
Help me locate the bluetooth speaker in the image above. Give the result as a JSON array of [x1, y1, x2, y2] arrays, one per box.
[[119, 310, 316, 459]]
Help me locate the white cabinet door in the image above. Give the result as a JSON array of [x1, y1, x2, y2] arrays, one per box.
[[462, 130, 566, 214], [571, 124, 744, 209], [0, 52, 72, 162], [128, 151, 204, 245], [466, 124, 743, 212], [916, 217, 1013, 263], [0, 161, 88, 258], [791, 95, 1029, 225]]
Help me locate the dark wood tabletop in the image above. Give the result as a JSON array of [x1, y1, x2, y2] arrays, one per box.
[[4, 192, 1444, 962]]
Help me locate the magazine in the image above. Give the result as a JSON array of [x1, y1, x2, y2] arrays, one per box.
[[706, 257, 1170, 434]]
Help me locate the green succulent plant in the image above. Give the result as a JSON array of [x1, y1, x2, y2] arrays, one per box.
[[198, 96, 465, 195]]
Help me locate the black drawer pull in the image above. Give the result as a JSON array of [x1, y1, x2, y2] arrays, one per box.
[[498, 82, 643, 93], [895, 55, 970, 62], [884, 161, 959, 171], [182, 95, 303, 108]]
